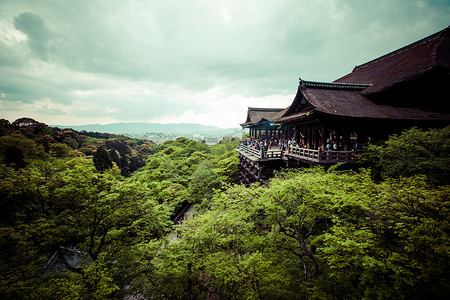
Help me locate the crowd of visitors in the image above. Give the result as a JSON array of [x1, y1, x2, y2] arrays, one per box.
[[240, 137, 302, 152], [240, 137, 362, 152]]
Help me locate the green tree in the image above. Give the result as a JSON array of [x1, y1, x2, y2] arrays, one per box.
[[188, 160, 220, 203], [316, 175, 450, 299], [361, 126, 450, 185], [153, 166, 449, 299], [49, 143, 73, 157], [372, 177, 449, 298], [214, 151, 239, 185], [152, 184, 288, 299], [0, 153, 171, 299], [93, 146, 113, 172], [3, 146, 26, 168], [0, 134, 46, 162]]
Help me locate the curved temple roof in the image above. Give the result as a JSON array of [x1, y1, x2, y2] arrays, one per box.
[[240, 107, 286, 127], [334, 26, 450, 95], [275, 80, 450, 122]]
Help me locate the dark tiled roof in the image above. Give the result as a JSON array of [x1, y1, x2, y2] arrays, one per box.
[[334, 27, 450, 95], [274, 109, 314, 123], [276, 81, 450, 121], [240, 107, 285, 127], [307, 87, 450, 120], [300, 80, 370, 90]]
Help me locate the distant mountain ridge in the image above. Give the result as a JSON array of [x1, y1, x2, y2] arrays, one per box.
[[53, 122, 238, 134]]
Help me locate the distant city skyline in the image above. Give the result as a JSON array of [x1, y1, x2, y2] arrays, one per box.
[[1, 0, 449, 128]]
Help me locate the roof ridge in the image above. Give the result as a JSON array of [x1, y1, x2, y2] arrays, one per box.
[[300, 79, 370, 90], [248, 107, 285, 111], [353, 27, 448, 72]]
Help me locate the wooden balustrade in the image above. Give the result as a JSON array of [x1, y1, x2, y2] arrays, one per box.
[[237, 144, 261, 158], [237, 144, 357, 163], [287, 146, 356, 163], [237, 143, 358, 184], [264, 149, 283, 159], [237, 144, 283, 160]]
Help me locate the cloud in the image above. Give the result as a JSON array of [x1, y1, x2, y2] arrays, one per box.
[[14, 11, 50, 61]]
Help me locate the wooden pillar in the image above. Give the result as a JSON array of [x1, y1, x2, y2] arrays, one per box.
[[320, 126, 326, 150], [343, 129, 350, 151], [312, 129, 317, 149], [299, 129, 304, 146], [307, 127, 311, 148]]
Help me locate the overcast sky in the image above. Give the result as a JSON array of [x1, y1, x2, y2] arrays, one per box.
[[0, 0, 449, 128]]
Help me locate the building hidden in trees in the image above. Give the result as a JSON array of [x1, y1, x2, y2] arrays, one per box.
[[237, 26, 450, 184]]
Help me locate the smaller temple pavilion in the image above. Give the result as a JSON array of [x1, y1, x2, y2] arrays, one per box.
[[240, 107, 285, 139], [237, 26, 450, 184]]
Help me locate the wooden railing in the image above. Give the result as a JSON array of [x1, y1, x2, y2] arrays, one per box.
[[237, 144, 357, 163], [237, 144, 261, 158], [287, 146, 356, 163], [288, 147, 319, 160], [237, 144, 283, 160], [264, 149, 283, 159]]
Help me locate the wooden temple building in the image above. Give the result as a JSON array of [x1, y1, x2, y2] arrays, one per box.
[[240, 107, 284, 139], [237, 27, 450, 184]]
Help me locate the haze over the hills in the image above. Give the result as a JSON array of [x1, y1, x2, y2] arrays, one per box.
[[55, 122, 239, 134]]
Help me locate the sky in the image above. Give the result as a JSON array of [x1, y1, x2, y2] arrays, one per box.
[[0, 0, 449, 128]]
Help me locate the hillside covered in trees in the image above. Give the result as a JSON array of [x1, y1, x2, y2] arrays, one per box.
[[0, 118, 449, 299], [0, 118, 154, 176]]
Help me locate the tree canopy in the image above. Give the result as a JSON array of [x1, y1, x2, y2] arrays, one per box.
[[0, 120, 448, 299], [361, 126, 450, 185], [0, 119, 240, 298]]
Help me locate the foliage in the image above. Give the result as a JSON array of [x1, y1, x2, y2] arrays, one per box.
[[0, 155, 171, 298], [361, 126, 450, 185], [0, 124, 239, 299], [3, 146, 26, 168], [93, 146, 113, 172], [0, 117, 154, 176], [132, 137, 239, 216], [149, 167, 449, 299], [2, 120, 448, 299], [0, 133, 46, 162]]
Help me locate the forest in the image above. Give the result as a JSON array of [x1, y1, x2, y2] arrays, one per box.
[[0, 118, 449, 299]]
